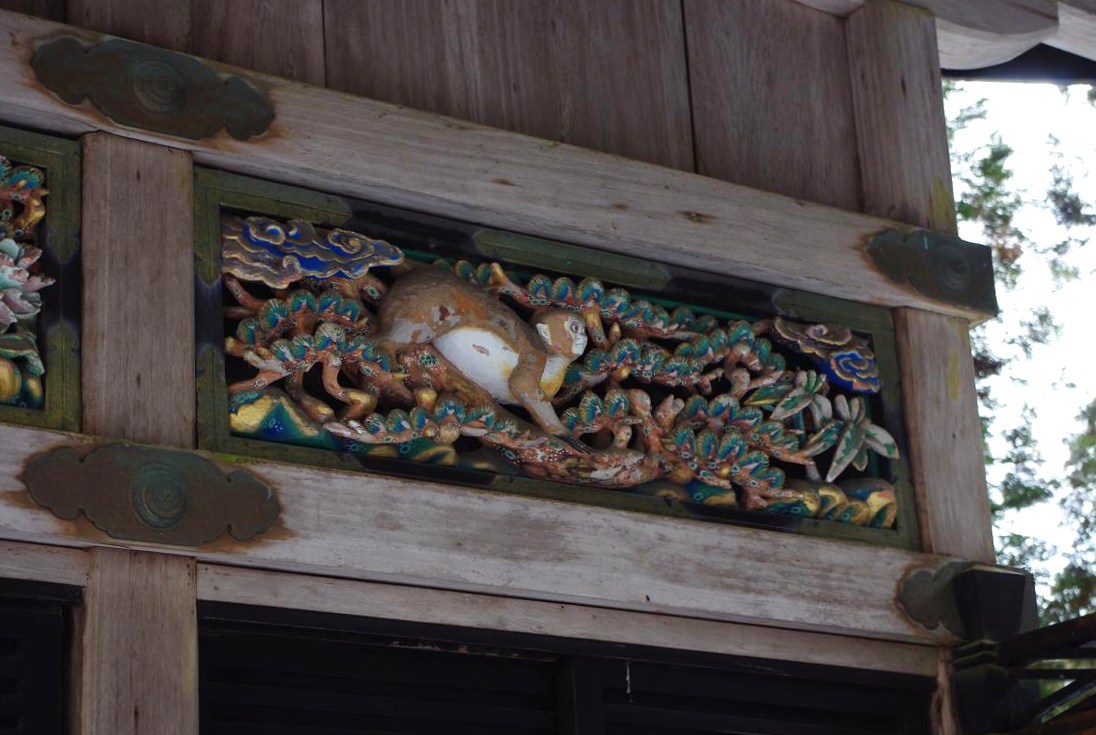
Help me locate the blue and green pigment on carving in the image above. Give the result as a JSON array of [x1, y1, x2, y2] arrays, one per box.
[[221, 215, 900, 528], [0, 155, 51, 410]]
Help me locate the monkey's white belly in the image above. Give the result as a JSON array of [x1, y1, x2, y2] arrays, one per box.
[[433, 328, 521, 404]]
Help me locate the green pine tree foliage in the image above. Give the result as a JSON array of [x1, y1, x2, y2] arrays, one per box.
[[1043, 399, 1096, 623], [945, 82, 1095, 622]]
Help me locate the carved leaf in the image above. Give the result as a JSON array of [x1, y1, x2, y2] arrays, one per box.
[[827, 422, 865, 483]]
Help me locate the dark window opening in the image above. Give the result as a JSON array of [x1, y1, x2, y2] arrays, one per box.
[[0, 579, 77, 735], [200, 602, 934, 735]]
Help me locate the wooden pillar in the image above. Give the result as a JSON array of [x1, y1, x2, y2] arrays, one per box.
[[76, 134, 199, 731], [893, 309, 995, 563], [847, 3, 992, 733], [81, 133, 195, 448], [847, 0, 954, 232], [847, 0, 993, 563], [74, 549, 198, 735]]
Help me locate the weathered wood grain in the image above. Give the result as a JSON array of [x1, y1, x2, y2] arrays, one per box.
[[847, 0, 994, 565], [198, 563, 940, 676], [0, 422, 961, 645], [847, 0, 956, 233], [65, 0, 190, 49], [924, 0, 1058, 68], [1050, 0, 1096, 58], [799, 0, 1063, 67], [684, 0, 861, 210], [189, 0, 325, 85], [74, 548, 197, 735], [323, 0, 694, 170], [932, 648, 962, 735], [0, 0, 63, 20], [895, 309, 995, 562], [0, 538, 87, 585], [81, 134, 195, 447], [0, 9, 993, 319], [795, 0, 864, 14]]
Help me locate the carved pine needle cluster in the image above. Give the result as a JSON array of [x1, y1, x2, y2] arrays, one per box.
[[222, 216, 900, 524]]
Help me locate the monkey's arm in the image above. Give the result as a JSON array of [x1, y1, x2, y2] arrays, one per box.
[[509, 351, 590, 453]]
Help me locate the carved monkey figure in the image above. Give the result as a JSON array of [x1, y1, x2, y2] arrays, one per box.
[[376, 268, 588, 445]]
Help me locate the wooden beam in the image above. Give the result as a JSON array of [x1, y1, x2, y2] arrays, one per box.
[[81, 134, 195, 447], [0, 538, 87, 586], [796, 0, 865, 15], [847, 0, 956, 233], [1048, 0, 1096, 59], [198, 563, 941, 677], [895, 310, 995, 562], [74, 548, 197, 735], [0, 422, 960, 645], [799, 0, 1063, 67], [0, 8, 994, 319], [915, 0, 1058, 69]]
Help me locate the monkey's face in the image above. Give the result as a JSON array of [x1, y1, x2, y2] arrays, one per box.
[[563, 314, 588, 356], [535, 311, 588, 359]]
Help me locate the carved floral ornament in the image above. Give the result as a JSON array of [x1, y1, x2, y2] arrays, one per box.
[[0, 154, 52, 408], [222, 216, 901, 528]]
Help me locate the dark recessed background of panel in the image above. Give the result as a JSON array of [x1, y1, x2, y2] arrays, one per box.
[[199, 603, 934, 735]]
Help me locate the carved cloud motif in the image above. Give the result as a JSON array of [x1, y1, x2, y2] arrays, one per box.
[[22, 444, 279, 546]]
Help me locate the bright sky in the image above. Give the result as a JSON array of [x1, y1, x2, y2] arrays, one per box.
[[946, 82, 1096, 587]]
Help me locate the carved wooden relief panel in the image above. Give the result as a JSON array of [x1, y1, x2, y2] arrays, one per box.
[[196, 170, 915, 546]]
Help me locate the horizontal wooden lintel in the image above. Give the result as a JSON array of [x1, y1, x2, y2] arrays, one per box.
[[797, 0, 1096, 70], [0, 422, 961, 646], [0, 534, 940, 676], [196, 563, 941, 676], [0, 8, 995, 320]]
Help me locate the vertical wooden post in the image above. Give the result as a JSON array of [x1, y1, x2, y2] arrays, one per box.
[[847, 0, 994, 563], [81, 133, 195, 448], [74, 548, 198, 735], [847, 3, 992, 732], [77, 134, 199, 731], [847, 0, 954, 233], [893, 309, 995, 563]]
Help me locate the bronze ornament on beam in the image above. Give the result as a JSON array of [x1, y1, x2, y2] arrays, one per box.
[[30, 37, 274, 141], [22, 443, 279, 546], [866, 228, 998, 315]]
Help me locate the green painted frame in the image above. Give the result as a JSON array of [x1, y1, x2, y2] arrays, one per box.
[[0, 124, 80, 432], [194, 167, 919, 550]]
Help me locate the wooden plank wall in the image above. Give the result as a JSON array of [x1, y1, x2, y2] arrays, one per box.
[[0, 0, 885, 195], [684, 0, 862, 209]]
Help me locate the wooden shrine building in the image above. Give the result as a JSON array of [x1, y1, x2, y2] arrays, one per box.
[[1, 1, 1095, 733]]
